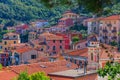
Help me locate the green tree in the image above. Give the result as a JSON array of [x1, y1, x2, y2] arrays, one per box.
[[110, 41, 118, 46], [97, 62, 120, 80], [29, 72, 50, 80], [15, 71, 50, 80], [0, 63, 2, 70], [17, 71, 29, 80], [39, 0, 120, 13], [72, 36, 79, 43]]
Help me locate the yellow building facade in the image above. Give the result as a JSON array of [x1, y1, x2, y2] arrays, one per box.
[[2, 33, 20, 51]]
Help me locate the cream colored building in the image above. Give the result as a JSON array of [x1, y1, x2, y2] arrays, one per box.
[[2, 32, 20, 51], [99, 15, 120, 44]]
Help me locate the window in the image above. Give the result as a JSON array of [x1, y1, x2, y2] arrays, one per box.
[[53, 40, 55, 43], [4, 41, 7, 45], [31, 55, 36, 59], [77, 45, 80, 48], [53, 46, 56, 50], [14, 41, 16, 44], [91, 53, 93, 61], [113, 27, 116, 30], [5, 48, 7, 50], [13, 35, 16, 38], [60, 46, 62, 49], [60, 40, 62, 43], [40, 48, 43, 51], [85, 43, 87, 46], [47, 46, 49, 49], [97, 53, 99, 62]]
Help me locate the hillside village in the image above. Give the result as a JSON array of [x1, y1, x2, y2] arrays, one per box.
[[0, 10, 120, 80]]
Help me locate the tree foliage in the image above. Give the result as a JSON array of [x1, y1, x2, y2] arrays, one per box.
[[97, 62, 120, 80], [0, 0, 69, 26], [39, 0, 120, 13], [72, 36, 80, 43], [110, 41, 118, 46], [15, 71, 50, 80], [69, 24, 87, 31], [0, 63, 2, 70]]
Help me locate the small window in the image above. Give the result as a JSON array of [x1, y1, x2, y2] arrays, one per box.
[[60, 46, 62, 49], [31, 55, 36, 59], [47, 46, 49, 49], [4, 41, 7, 45], [13, 35, 16, 38], [91, 53, 93, 61], [78, 45, 80, 48], [53, 40, 55, 43], [41, 48, 43, 51], [14, 41, 16, 44], [60, 40, 62, 43]]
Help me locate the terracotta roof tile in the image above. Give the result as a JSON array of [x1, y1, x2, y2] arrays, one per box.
[[4, 32, 19, 36], [39, 32, 63, 40], [9, 60, 77, 75], [0, 70, 17, 80], [14, 46, 32, 54], [102, 15, 120, 20], [59, 18, 71, 21], [74, 40, 87, 45], [66, 48, 88, 57]]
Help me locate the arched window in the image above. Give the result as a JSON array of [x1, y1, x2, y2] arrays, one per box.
[[97, 53, 99, 62], [91, 53, 93, 61]]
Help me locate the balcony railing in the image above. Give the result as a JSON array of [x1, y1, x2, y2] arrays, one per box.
[[107, 23, 112, 27], [102, 29, 108, 33], [112, 36, 117, 40], [103, 36, 108, 39], [112, 30, 117, 33]]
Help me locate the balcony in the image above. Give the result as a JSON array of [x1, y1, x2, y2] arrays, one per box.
[[103, 36, 108, 39], [102, 29, 108, 33], [112, 36, 117, 40], [107, 23, 112, 27], [112, 29, 117, 33]]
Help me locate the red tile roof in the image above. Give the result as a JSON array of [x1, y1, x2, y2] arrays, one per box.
[[0, 70, 17, 80], [59, 18, 71, 21], [14, 46, 32, 54], [39, 32, 63, 40], [9, 60, 77, 75], [102, 15, 120, 20], [74, 40, 87, 45], [66, 48, 88, 58], [4, 32, 19, 36]]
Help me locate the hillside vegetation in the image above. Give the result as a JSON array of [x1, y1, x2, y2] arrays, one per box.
[[0, 0, 69, 26]]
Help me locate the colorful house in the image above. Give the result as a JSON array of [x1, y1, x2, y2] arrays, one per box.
[[39, 32, 65, 56], [73, 40, 87, 50], [28, 32, 37, 41], [58, 18, 74, 27], [63, 10, 80, 23], [0, 52, 9, 66], [99, 15, 120, 44], [49, 25, 69, 33], [2, 33, 21, 51], [56, 33, 70, 49], [30, 20, 49, 30], [15, 24, 29, 34], [12, 46, 38, 64]]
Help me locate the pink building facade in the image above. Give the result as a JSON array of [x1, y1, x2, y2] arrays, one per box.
[[58, 18, 74, 27], [39, 32, 65, 55]]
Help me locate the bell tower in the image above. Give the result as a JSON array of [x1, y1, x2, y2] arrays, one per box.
[[88, 41, 100, 69]]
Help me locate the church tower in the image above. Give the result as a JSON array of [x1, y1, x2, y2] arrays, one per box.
[[88, 41, 100, 69]]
